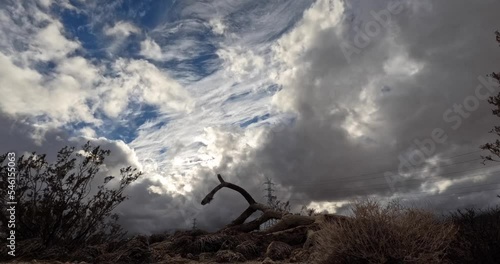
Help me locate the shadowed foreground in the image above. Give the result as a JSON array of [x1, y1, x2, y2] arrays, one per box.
[[3, 199, 500, 264]]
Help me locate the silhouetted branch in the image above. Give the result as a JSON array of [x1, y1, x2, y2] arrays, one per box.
[[201, 174, 338, 233]]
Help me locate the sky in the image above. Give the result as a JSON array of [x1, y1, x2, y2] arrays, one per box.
[[1, 0, 500, 234]]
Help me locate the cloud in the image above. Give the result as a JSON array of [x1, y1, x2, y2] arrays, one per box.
[[0, 1, 192, 129], [103, 21, 141, 54], [104, 21, 140, 37], [0, 112, 197, 234], [0, 52, 100, 126], [3, 0, 500, 234], [217, 46, 265, 79], [186, 0, 500, 227], [209, 17, 226, 35], [33, 22, 80, 61], [139, 37, 164, 61], [98, 58, 193, 118], [139, 36, 208, 65]]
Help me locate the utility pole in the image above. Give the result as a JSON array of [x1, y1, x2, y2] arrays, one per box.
[[263, 178, 277, 229], [192, 218, 197, 230]]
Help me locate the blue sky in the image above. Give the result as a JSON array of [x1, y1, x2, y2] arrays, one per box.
[[54, 0, 307, 143], [12, 0, 311, 173], [1, 0, 500, 233]]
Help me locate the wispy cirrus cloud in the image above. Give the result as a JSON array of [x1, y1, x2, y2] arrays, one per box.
[[2, 0, 500, 234]]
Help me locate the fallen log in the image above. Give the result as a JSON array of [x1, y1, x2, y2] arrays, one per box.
[[200, 174, 328, 233]]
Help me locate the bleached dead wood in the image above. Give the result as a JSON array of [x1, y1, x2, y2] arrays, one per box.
[[201, 174, 330, 233]]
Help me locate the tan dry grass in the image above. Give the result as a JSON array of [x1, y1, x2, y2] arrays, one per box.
[[313, 200, 457, 264]]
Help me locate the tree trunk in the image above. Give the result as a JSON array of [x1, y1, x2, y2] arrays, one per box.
[[200, 174, 331, 233]]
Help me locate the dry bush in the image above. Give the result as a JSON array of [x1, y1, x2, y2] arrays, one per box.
[[0, 142, 141, 257], [215, 249, 246, 262], [148, 232, 170, 244], [195, 233, 243, 253], [446, 206, 500, 263], [235, 240, 261, 259], [314, 200, 457, 264]]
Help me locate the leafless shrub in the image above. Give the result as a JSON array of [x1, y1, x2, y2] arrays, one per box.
[[313, 200, 457, 264], [447, 206, 500, 263], [0, 142, 141, 253]]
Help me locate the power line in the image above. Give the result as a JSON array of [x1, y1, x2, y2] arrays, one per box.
[[253, 150, 494, 214], [282, 150, 486, 187], [274, 150, 497, 208], [338, 149, 485, 169], [287, 183, 500, 204], [356, 157, 483, 178], [292, 170, 500, 196], [287, 159, 498, 187]]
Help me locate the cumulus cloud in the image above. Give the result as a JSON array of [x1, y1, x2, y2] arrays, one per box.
[[0, 1, 192, 127], [147, 0, 500, 228], [0, 52, 100, 126], [103, 21, 141, 54], [2, 0, 500, 234], [98, 58, 193, 118], [209, 18, 226, 35], [139, 37, 164, 61], [217, 46, 265, 79], [104, 21, 140, 37], [213, 0, 500, 214]]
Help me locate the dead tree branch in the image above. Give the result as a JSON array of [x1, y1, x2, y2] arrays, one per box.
[[200, 174, 322, 233]]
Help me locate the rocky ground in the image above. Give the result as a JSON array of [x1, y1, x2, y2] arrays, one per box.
[[2, 226, 319, 264]]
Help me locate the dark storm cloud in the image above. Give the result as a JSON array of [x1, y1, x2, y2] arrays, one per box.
[[0, 114, 73, 161], [203, 0, 500, 220], [2, 0, 500, 234]]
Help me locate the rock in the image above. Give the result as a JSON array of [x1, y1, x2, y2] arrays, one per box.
[[265, 241, 292, 261], [215, 250, 246, 263], [235, 240, 261, 260], [290, 248, 310, 263]]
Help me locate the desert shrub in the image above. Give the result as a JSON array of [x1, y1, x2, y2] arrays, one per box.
[[446, 206, 500, 263], [272, 199, 291, 213], [195, 233, 242, 253], [314, 200, 457, 264], [0, 142, 141, 252], [235, 240, 261, 259], [149, 232, 170, 244], [299, 205, 317, 216]]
